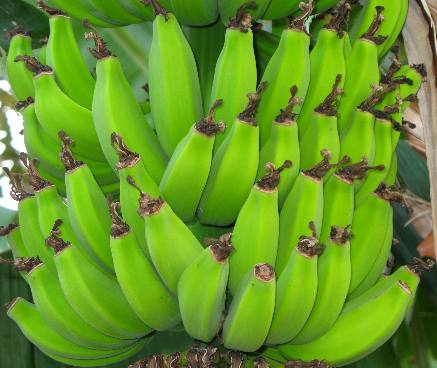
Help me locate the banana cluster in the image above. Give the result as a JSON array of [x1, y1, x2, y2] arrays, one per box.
[[1, 0, 433, 367]]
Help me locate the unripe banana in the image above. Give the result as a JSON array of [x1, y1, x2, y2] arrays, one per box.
[[256, 1, 312, 146], [109, 201, 181, 331], [170, 0, 218, 26], [291, 226, 352, 344], [38, 2, 95, 109], [257, 86, 301, 208], [7, 298, 142, 360], [219, 0, 271, 24], [6, 27, 34, 100], [46, 221, 153, 339], [130, 177, 204, 293], [86, 26, 167, 182], [263, 0, 300, 20], [229, 161, 291, 294], [276, 151, 334, 276], [160, 101, 225, 222], [266, 233, 323, 345], [147, 2, 203, 156], [297, 4, 349, 138], [209, 4, 258, 151], [0, 224, 29, 259], [279, 281, 415, 366], [337, 7, 386, 133], [299, 75, 343, 170], [223, 263, 276, 352], [198, 84, 266, 226], [84, 0, 144, 25], [178, 234, 233, 342]]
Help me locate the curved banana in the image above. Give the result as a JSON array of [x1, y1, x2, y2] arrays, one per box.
[[257, 87, 301, 208], [46, 221, 153, 339], [276, 151, 334, 276], [178, 234, 233, 342], [209, 4, 257, 151], [228, 161, 291, 294], [6, 27, 34, 100], [291, 226, 352, 344], [219, 0, 271, 24], [256, 1, 313, 146], [37, 3, 95, 109], [85, 26, 167, 183], [266, 233, 323, 345], [147, 3, 203, 156], [129, 177, 204, 293], [160, 101, 225, 223], [109, 201, 181, 331], [223, 263, 276, 352], [299, 75, 343, 170], [198, 84, 266, 226], [337, 7, 385, 133], [279, 281, 414, 366]]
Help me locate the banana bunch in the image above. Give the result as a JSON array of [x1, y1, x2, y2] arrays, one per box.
[[2, 0, 434, 367]]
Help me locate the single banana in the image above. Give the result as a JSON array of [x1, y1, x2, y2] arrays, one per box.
[[170, 0, 218, 26], [109, 201, 181, 331], [111, 134, 160, 256], [198, 84, 266, 226], [86, 26, 167, 182], [266, 232, 323, 345], [160, 100, 225, 223], [178, 234, 233, 342], [299, 75, 343, 170], [228, 161, 291, 294], [7, 298, 142, 360], [255, 1, 313, 146], [129, 177, 204, 293], [291, 226, 352, 344], [60, 132, 114, 273], [6, 26, 34, 100], [297, 3, 349, 138], [279, 281, 415, 366], [46, 221, 153, 340], [219, 0, 271, 24], [25, 259, 135, 349], [147, 2, 203, 156], [0, 224, 30, 259], [257, 87, 301, 208], [208, 3, 257, 151], [38, 2, 95, 109], [337, 7, 386, 133], [276, 151, 334, 276], [223, 263, 276, 352]]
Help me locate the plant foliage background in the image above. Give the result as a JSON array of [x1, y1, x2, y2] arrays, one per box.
[[0, 1, 436, 367]]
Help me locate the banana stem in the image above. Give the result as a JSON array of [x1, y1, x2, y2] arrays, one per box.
[[195, 99, 225, 136], [336, 157, 385, 182], [314, 74, 343, 116], [324, 1, 352, 35], [59, 131, 84, 171], [19, 152, 52, 191], [228, 2, 256, 32], [0, 224, 19, 237], [289, 1, 314, 31], [275, 86, 302, 123], [238, 82, 268, 125], [111, 133, 141, 170], [126, 176, 164, 216], [45, 219, 71, 253], [257, 160, 292, 190], [108, 200, 130, 237], [205, 233, 234, 262], [0, 255, 41, 273], [302, 150, 335, 180], [360, 6, 387, 45], [2, 167, 33, 201], [329, 226, 352, 245], [5, 25, 30, 38], [36, 0, 66, 16], [83, 21, 113, 59], [297, 228, 324, 257], [15, 55, 52, 75], [140, 0, 168, 19]]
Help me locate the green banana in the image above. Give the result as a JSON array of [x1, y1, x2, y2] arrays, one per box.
[[291, 226, 352, 344], [276, 151, 334, 276], [228, 161, 291, 294], [170, 0, 218, 26], [60, 132, 114, 272], [160, 101, 225, 223], [337, 7, 386, 133], [256, 1, 312, 146], [253, 29, 280, 78], [6, 26, 34, 100], [209, 4, 258, 151], [38, 3, 95, 109], [223, 263, 276, 352], [0, 224, 30, 259], [299, 75, 343, 170], [147, 2, 203, 156], [129, 177, 203, 293], [266, 232, 323, 345], [7, 298, 142, 360], [257, 87, 301, 208], [178, 234, 233, 342], [109, 201, 181, 331], [219, 0, 271, 24], [26, 260, 135, 349], [198, 84, 266, 226], [46, 221, 153, 339], [279, 281, 415, 366], [263, 0, 300, 20], [297, 4, 349, 138], [86, 26, 167, 182], [111, 134, 160, 256], [83, 0, 144, 25]]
